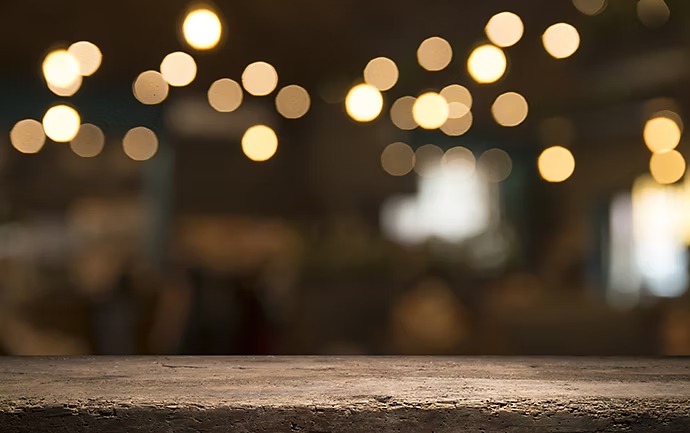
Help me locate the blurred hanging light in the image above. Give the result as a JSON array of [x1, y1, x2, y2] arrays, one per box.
[[48, 74, 82, 97], [183, 8, 222, 50], [572, 0, 607, 16], [363, 57, 399, 91], [441, 112, 473, 136], [345, 83, 383, 122], [242, 125, 278, 162], [208, 78, 243, 112], [440, 84, 472, 119], [242, 61, 278, 96], [650, 150, 685, 184], [10, 119, 46, 154], [390, 96, 417, 130], [275, 85, 311, 119], [485, 12, 524, 48], [492, 92, 529, 127], [70, 124, 105, 158], [42, 49, 80, 88], [68, 41, 102, 76], [644, 116, 681, 153], [42, 105, 80, 142], [542, 23, 580, 59], [381, 142, 415, 176], [538, 146, 575, 183], [417, 36, 453, 71], [637, 0, 670, 28], [133, 71, 169, 105], [467, 44, 507, 84], [160, 52, 197, 87], [414, 144, 444, 176], [442, 146, 476, 176], [123, 127, 158, 161], [412, 92, 449, 130], [478, 149, 512, 183]]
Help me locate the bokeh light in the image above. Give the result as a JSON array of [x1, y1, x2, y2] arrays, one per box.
[[441, 111, 473, 136], [637, 0, 670, 28], [478, 148, 512, 182], [381, 142, 415, 176], [390, 96, 417, 130], [417, 37, 453, 72], [123, 127, 158, 161], [160, 52, 197, 87], [485, 12, 524, 48], [183, 8, 222, 50], [42, 105, 80, 142], [10, 119, 46, 154], [70, 124, 105, 158], [412, 92, 449, 130], [208, 78, 243, 112], [644, 116, 681, 153], [573, 0, 607, 16], [538, 146, 575, 183], [542, 23, 580, 59], [242, 61, 278, 96], [133, 71, 169, 105], [363, 57, 399, 91], [653, 110, 684, 133], [48, 74, 82, 97], [275, 85, 311, 119], [440, 85, 472, 119], [492, 92, 529, 127], [42, 50, 80, 88], [68, 41, 102, 76], [467, 44, 507, 84], [345, 83, 383, 122], [242, 125, 278, 162], [414, 144, 443, 176], [650, 150, 685, 184], [442, 146, 475, 176]]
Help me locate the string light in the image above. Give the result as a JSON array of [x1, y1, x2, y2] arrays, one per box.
[[43, 105, 80, 142], [160, 52, 197, 87], [345, 84, 383, 122], [242, 125, 278, 161], [390, 96, 417, 130], [650, 150, 685, 184], [242, 61, 279, 96], [10, 119, 46, 154], [381, 142, 415, 176], [485, 12, 524, 48], [275, 85, 311, 119], [363, 57, 399, 91], [412, 92, 449, 130], [43, 50, 80, 88], [68, 41, 102, 76], [467, 44, 507, 84], [492, 92, 529, 127], [417, 37, 453, 71], [183, 8, 222, 50], [440, 85, 472, 119], [133, 71, 169, 105], [543, 23, 580, 59], [644, 116, 681, 153], [538, 146, 575, 182], [70, 124, 105, 158], [208, 78, 243, 112], [123, 127, 158, 161]]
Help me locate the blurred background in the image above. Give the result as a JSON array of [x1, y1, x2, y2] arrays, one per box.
[[1, 0, 690, 356]]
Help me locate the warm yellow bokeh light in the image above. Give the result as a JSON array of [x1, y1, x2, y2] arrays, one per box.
[[160, 52, 197, 87], [538, 146, 575, 183], [242, 125, 278, 162], [275, 85, 311, 119], [467, 44, 507, 84], [653, 110, 684, 133], [208, 78, 243, 112], [637, 0, 670, 28], [133, 71, 169, 105], [492, 92, 529, 127], [417, 37, 453, 72], [42, 105, 80, 142], [442, 146, 476, 175], [48, 74, 82, 97], [644, 116, 681, 153], [478, 148, 512, 183], [345, 84, 383, 122], [70, 124, 105, 158], [413, 92, 449, 130], [542, 23, 580, 59], [414, 144, 444, 176], [441, 111, 473, 136], [390, 96, 417, 130], [123, 127, 158, 161], [43, 50, 80, 88], [68, 41, 102, 76], [381, 142, 415, 176], [364, 57, 399, 91], [573, 0, 607, 16], [440, 84, 472, 119], [10, 119, 46, 154], [485, 12, 524, 48], [650, 150, 685, 184], [242, 61, 278, 96], [183, 8, 222, 50]]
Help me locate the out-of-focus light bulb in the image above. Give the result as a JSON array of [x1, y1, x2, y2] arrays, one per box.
[[42, 105, 81, 142], [644, 116, 681, 153], [123, 127, 158, 161], [160, 52, 197, 87], [440, 84, 472, 119], [242, 61, 278, 96], [364, 57, 399, 91], [650, 150, 685, 184], [417, 36, 453, 71], [183, 8, 222, 50], [48, 75, 82, 97], [492, 92, 529, 127], [134, 71, 169, 105], [467, 44, 507, 84], [275, 85, 311, 119], [485, 12, 524, 48], [68, 41, 102, 76], [538, 146, 575, 183], [208, 78, 243, 112], [242, 125, 278, 162], [70, 124, 105, 158], [543, 23, 580, 59], [345, 84, 383, 122], [390, 96, 417, 130], [381, 142, 415, 176], [10, 119, 46, 154], [413, 92, 449, 130], [43, 50, 80, 88]]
